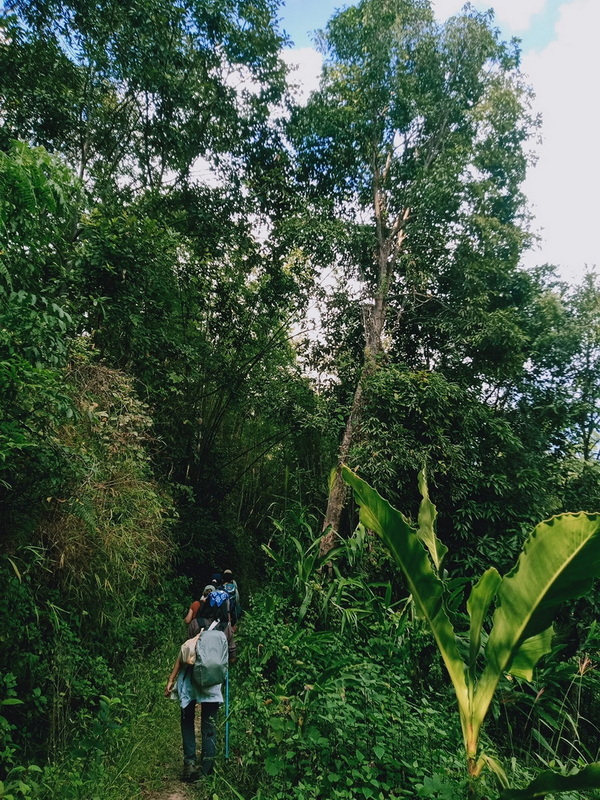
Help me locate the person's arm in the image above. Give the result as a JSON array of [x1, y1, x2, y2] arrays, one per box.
[[184, 600, 202, 625], [164, 655, 182, 696]]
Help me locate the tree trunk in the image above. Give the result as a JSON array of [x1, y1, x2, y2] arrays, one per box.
[[320, 199, 409, 556], [321, 381, 365, 550], [319, 305, 384, 554]]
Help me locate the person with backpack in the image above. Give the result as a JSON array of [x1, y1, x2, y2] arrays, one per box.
[[222, 569, 241, 627], [210, 571, 223, 589], [184, 585, 214, 637], [165, 589, 236, 782]]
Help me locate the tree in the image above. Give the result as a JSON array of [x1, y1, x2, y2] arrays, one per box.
[[0, 0, 330, 570], [0, 0, 288, 191], [0, 142, 83, 531], [517, 270, 600, 512], [289, 0, 537, 551], [557, 272, 600, 463]]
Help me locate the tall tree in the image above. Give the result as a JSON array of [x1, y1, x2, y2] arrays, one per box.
[[519, 270, 600, 512], [0, 0, 287, 190], [560, 273, 600, 463], [289, 0, 537, 550], [1, 0, 325, 567], [0, 142, 83, 531]]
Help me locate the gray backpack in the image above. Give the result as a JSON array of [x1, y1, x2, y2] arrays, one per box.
[[192, 624, 228, 690]]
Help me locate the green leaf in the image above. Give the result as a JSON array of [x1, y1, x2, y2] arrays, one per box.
[[480, 753, 509, 789], [416, 468, 447, 572], [265, 756, 285, 776], [298, 586, 313, 623], [5, 556, 21, 583], [341, 467, 469, 727], [467, 568, 501, 671], [475, 512, 600, 724], [508, 627, 554, 681], [499, 763, 600, 799]]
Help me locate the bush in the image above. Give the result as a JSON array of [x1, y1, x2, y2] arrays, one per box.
[[227, 591, 465, 800]]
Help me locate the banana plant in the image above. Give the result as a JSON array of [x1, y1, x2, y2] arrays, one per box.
[[342, 466, 600, 795]]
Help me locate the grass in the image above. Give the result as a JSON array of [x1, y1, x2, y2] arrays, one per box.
[[40, 641, 183, 799]]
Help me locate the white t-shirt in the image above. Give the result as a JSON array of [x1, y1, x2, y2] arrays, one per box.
[[177, 665, 223, 707]]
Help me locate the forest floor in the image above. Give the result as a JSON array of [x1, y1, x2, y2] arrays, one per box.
[[144, 767, 228, 800], [145, 784, 190, 800]]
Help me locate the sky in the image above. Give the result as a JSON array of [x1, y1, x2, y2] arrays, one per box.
[[278, 0, 599, 284]]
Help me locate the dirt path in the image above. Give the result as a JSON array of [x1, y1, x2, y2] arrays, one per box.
[[141, 759, 195, 800], [152, 788, 190, 800], [143, 772, 216, 800], [141, 715, 214, 800], [142, 767, 198, 800]]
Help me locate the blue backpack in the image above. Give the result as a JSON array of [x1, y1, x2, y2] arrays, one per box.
[[223, 581, 238, 619], [207, 589, 229, 611]]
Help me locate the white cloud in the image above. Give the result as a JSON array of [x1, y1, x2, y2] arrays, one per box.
[[433, 0, 548, 30], [431, 0, 468, 19], [522, 0, 600, 279], [487, 0, 548, 30], [282, 48, 322, 104]]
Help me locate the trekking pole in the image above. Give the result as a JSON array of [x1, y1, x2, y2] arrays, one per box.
[[225, 670, 230, 759]]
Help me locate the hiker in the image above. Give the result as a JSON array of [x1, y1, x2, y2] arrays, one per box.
[[184, 585, 214, 637], [165, 590, 236, 782], [222, 569, 241, 627], [210, 571, 223, 589]]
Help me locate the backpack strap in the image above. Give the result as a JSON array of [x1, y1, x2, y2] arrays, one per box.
[[197, 620, 219, 641]]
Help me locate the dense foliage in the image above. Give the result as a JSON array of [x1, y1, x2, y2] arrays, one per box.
[[2, 0, 600, 797]]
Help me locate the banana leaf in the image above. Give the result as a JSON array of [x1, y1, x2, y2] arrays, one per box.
[[416, 468, 447, 572], [474, 512, 600, 725], [342, 467, 600, 777], [467, 568, 501, 674], [499, 763, 600, 799], [341, 467, 469, 726]]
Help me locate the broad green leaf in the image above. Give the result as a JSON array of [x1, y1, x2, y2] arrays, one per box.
[[499, 763, 600, 799], [341, 467, 469, 722], [416, 468, 447, 572], [467, 568, 501, 671], [265, 756, 284, 776], [475, 512, 600, 724], [508, 627, 554, 681], [298, 587, 314, 622]]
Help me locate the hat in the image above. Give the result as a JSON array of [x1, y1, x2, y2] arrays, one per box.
[[223, 569, 233, 576], [203, 585, 215, 595]]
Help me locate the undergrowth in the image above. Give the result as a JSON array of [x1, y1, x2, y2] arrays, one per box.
[[0, 638, 185, 800], [224, 591, 467, 800]]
